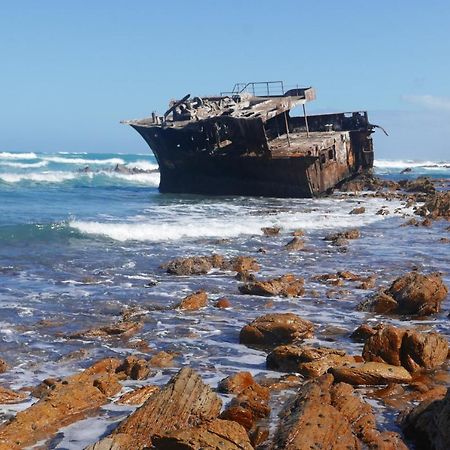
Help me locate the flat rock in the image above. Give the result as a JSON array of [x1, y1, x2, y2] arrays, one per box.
[[239, 313, 314, 347], [239, 274, 304, 297], [330, 362, 412, 385], [70, 320, 143, 339], [0, 386, 28, 404], [152, 419, 254, 450], [117, 385, 160, 405], [267, 344, 356, 377]]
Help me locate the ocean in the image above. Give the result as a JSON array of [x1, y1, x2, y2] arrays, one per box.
[[0, 151, 449, 448]]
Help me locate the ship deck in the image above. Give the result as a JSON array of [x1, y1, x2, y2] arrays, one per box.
[[269, 131, 345, 158]]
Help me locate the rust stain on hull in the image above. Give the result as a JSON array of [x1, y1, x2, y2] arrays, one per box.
[[123, 82, 376, 198]]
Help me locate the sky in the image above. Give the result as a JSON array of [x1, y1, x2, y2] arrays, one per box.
[[1, 0, 449, 160]]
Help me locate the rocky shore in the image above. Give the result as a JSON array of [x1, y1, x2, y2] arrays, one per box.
[[0, 174, 449, 449]]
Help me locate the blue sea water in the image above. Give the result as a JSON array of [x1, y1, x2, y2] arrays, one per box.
[[0, 151, 449, 448]]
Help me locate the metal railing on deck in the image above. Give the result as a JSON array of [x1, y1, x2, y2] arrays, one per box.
[[220, 81, 285, 97]]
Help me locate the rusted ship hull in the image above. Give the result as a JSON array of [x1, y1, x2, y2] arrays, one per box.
[[132, 122, 373, 197]]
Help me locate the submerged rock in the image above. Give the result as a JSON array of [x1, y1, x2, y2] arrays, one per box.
[[239, 313, 314, 347], [70, 320, 143, 339], [349, 206, 366, 214], [324, 229, 360, 245], [358, 271, 448, 316], [261, 226, 281, 236], [284, 237, 305, 251], [239, 274, 304, 297], [87, 368, 222, 450], [164, 254, 259, 276]]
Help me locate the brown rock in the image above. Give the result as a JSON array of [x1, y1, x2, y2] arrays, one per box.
[[176, 290, 208, 310], [387, 271, 448, 315], [239, 274, 304, 297], [292, 229, 305, 237], [267, 344, 356, 377], [0, 358, 122, 449], [220, 384, 270, 431], [261, 226, 281, 236], [330, 362, 412, 385], [0, 386, 27, 404], [149, 351, 175, 368], [350, 324, 376, 342], [227, 256, 260, 273], [0, 359, 8, 374], [358, 271, 448, 316], [87, 368, 222, 450], [117, 385, 160, 405], [362, 325, 406, 367], [401, 330, 448, 372], [152, 419, 254, 450], [93, 375, 122, 397], [417, 191, 450, 219], [70, 320, 143, 339], [402, 387, 450, 450], [350, 206, 366, 214], [284, 237, 304, 251], [165, 256, 214, 275], [218, 371, 256, 394], [116, 355, 151, 380], [215, 297, 231, 308], [239, 313, 314, 347], [325, 229, 360, 242]]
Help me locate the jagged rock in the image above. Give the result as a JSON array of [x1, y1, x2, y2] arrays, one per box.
[[0, 386, 27, 404], [349, 206, 366, 214], [339, 173, 400, 192], [417, 191, 450, 219], [267, 344, 356, 377], [239, 313, 314, 347], [116, 355, 151, 380], [70, 320, 143, 339], [402, 387, 450, 450], [399, 177, 436, 194], [0, 358, 122, 449], [261, 226, 280, 236], [0, 359, 8, 374], [362, 325, 406, 367], [284, 237, 304, 251], [220, 384, 270, 431], [152, 419, 254, 450], [272, 374, 408, 449], [215, 297, 231, 308], [239, 274, 304, 297], [226, 256, 260, 273], [358, 271, 448, 316], [350, 324, 377, 342], [330, 362, 412, 385], [176, 290, 208, 310], [87, 368, 222, 450], [149, 351, 175, 368], [218, 372, 256, 395], [117, 385, 160, 405]]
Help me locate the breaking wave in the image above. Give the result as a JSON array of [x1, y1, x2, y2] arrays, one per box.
[[0, 171, 78, 183], [125, 160, 159, 171], [41, 156, 125, 165], [0, 152, 38, 160], [374, 159, 450, 169], [0, 160, 48, 168]]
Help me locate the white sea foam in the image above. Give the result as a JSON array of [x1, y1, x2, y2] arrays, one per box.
[[42, 156, 125, 165], [125, 160, 159, 171], [0, 152, 38, 160], [0, 171, 78, 183], [0, 160, 48, 168], [374, 159, 450, 169], [69, 198, 403, 242], [100, 171, 160, 186]]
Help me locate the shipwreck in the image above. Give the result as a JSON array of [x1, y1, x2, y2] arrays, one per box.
[[123, 81, 377, 197]]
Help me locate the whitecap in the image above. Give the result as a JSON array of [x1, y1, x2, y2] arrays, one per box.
[[374, 159, 450, 169], [0, 160, 48, 168], [99, 171, 160, 186], [125, 160, 159, 171], [42, 156, 125, 165], [0, 171, 77, 183], [0, 152, 38, 160]]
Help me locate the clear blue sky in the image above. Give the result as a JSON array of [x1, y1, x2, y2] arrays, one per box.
[[1, 0, 449, 160]]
